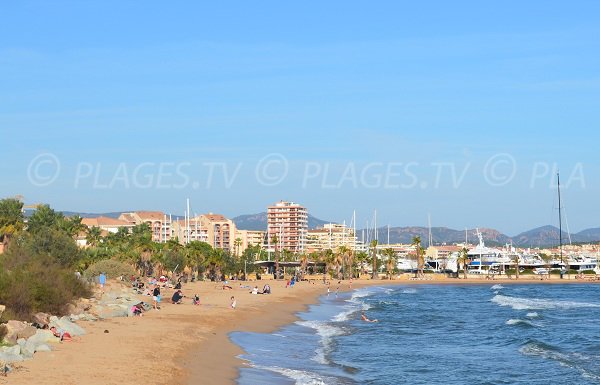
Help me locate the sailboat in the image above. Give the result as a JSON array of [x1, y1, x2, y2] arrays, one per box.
[[556, 172, 598, 274]]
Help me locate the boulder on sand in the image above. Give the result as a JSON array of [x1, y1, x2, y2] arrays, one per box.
[[51, 317, 86, 336], [32, 312, 50, 328], [4, 321, 28, 345]]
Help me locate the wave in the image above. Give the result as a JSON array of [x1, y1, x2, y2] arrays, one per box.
[[332, 306, 360, 322], [520, 341, 600, 381], [526, 312, 539, 319], [491, 294, 600, 310], [350, 289, 373, 300], [490, 284, 505, 290], [296, 320, 346, 365], [402, 288, 417, 294], [506, 319, 537, 328], [254, 365, 331, 385]]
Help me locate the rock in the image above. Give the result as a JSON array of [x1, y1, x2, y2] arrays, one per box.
[[5, 320, 28, 345], [19, 325, 37, 340], [54, 317, 85, 336], [28, 329, 58, 345], [35, 344, 51, 352], [32, 312, 50, 327], [17, 338, 26, 348], [0, 351, 23, 363], [78, 313, 97, 322], [2, 345, 20, 356], [98, 305, 128, 319]]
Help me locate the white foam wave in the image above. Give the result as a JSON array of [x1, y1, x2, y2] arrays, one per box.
[[492, 294, 600, 310], [519, 341, 600, 380], [402, 288, 417, 294], [350, 289, 373, 300], [254, 365, 328, 385], [490, 284, 505, 290], [526, 312, 539, 319], [296, 320, 346, 364], [331, 306, 359, 322], [506, 319, 537, 327]]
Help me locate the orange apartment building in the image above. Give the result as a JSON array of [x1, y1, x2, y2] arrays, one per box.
[[118, 211, 172, 242], [267, 201, 308, 253]]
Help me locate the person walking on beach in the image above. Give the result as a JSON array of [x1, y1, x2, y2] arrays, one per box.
[[230, 296, 236, 309], [152, 285, 161, 310]]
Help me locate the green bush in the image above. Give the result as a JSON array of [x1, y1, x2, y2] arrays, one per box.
[[0, 257, 91, 321], [0, 324, 7, 342], [582, 270, 597, 275], [84, 259, 136, 281]]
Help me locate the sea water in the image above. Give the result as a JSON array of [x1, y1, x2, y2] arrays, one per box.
[[231, 284, 600, 384]]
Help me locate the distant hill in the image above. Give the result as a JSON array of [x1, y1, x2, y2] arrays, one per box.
[[24, 210, 124, 219], [60, 211, 123, 219], [372, 227, 511, 246], [572, 228, 600, 243], [233, 212, 329, 231]]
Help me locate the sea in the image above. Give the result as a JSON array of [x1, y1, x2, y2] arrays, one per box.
[[231, 284, 600, 385]]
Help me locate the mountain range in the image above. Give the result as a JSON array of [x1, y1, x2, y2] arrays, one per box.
[[232, 213, 600, 248], [53, 210, 600, 248]]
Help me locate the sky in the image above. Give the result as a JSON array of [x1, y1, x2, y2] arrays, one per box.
[[1, 1, 599, 235]]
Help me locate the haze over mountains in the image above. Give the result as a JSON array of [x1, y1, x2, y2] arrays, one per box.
[[55, 210, 600, 248]]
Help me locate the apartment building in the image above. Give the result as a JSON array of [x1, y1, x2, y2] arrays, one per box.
[[81, 216, 134, 234], [306, 223, 359, 252], [267, 201, 308, 253], [118, 211, 172, 243], [235, 229, 267, 255], [171, 217, 209, 244]]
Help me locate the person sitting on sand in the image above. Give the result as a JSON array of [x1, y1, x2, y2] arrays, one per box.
[[361, 312, 378, 323], [132, 302, 144, 316], [262, 284, 271, 294], [251, 286, 259, 295], [230, 296, 236, 309], [192, 294, 200, 305], [171, 290, 185, 304]]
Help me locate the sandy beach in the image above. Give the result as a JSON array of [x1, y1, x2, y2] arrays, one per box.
[[3, 275, 597, 385]]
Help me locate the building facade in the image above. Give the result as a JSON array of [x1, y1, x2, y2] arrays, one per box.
[[306, 223, 359, 252], [118, 211, 172, 243], [267, 201, 308, 253], [235, 229, 267, 256]]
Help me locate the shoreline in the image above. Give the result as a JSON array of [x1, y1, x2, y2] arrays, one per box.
[[4, 276, 599, 385]]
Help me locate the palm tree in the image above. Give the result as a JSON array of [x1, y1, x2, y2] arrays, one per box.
[[322, 249, 335, 281], [86, 226, 103, 248], [382, 248, 397, 280], [370, 240, 378, 279], [513, 254, 521, 280], [234, 237, 242, 257], [271, 235, 280, 280], [412, 236, 424, 278], [337, 245, 351, 280], [354, 251, 368, 276], [457, 247, 469, 279], [299, 253, 309, 278]]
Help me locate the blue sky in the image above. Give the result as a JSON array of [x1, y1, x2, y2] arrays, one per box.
[[1, 1, 599, 235]]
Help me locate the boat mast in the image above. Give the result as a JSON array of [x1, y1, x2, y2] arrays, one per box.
[[558, 172, 563, 265]]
